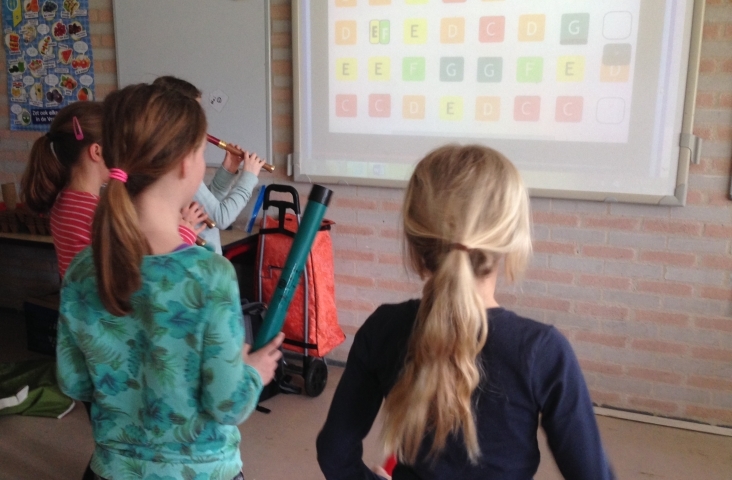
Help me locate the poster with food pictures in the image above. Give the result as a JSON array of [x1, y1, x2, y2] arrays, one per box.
[[2, 0, 95, 131]]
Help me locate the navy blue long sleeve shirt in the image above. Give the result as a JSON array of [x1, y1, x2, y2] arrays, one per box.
[[317, 300, 615, 480]]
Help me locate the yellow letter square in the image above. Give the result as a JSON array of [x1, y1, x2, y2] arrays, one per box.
[[336, 58, 358, 81], [440, 96, 463, 121], [369, 57, 391, 81], [404, 19, 427, 44], [557, 56, 585, 82]]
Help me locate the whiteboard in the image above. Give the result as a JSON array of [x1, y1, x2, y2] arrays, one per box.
[[293, 0, 704, 205], [113, 0, 272, 167]]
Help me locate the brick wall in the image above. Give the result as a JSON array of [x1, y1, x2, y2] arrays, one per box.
[[0, 0, 730, 427]]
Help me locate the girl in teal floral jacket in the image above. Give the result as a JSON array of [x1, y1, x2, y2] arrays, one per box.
[[56, 84, 284, 480]]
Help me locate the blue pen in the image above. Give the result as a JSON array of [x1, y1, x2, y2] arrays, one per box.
[[247, 186, 266, 233]]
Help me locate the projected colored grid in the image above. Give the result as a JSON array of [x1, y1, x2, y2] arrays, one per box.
[[328, 1, 640, 143]]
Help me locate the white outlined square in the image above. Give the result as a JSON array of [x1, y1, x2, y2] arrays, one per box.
[[596, 98, 625, 124], [603, 12, 633, 40]]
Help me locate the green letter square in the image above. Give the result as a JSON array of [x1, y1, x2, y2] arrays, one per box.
[[561, 13, 590, 45], [403, 57, 426, 81], [477, 57, 502, 83], [516, 57, 543, 83]]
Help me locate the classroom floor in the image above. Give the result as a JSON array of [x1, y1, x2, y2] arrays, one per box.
[[1, 311, 731, 480]]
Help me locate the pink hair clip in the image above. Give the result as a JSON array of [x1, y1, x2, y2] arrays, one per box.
[[72, 116, 84, 141]]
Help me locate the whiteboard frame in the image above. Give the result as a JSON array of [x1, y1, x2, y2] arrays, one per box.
[[293, 0, 705, 206], [112, 0, 273, 169]]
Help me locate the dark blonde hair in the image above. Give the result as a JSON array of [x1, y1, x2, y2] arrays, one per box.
[[382, 145, 532, 464], [20, 102, 103, 213], [93, 83, 207, 316]]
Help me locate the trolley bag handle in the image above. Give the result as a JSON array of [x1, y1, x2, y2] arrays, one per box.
[[260, 184, 301, 238]]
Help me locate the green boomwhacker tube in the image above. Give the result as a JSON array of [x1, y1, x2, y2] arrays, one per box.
[[253, 184, 333, 350]]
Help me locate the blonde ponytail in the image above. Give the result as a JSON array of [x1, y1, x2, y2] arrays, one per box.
[[382, 144, 532, 465]]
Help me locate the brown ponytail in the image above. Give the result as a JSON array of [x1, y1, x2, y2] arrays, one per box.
[[20, 102, 103, 213], [93, 83, 206, 316]]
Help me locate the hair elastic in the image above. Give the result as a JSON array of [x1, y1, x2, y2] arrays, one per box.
[[449, 243, 470, 252], [108, 168, 128, 183], [72, 116, 84, 141]]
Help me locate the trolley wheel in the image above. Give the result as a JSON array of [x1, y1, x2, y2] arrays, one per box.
[[304, 358, 328, 397]]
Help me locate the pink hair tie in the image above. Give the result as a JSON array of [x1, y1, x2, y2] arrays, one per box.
[[108, 168, 128, 183], [72, 116, 84, 140]]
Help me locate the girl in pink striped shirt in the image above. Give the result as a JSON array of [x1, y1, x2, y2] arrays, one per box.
[[21, 102, 206, 278]]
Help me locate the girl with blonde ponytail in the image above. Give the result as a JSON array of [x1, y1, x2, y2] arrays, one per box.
[[56, 84, 284, 480], [317, 145, 614, 479]]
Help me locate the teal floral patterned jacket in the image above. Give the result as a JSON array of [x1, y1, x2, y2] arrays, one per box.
[[57, 246, 263, 480]]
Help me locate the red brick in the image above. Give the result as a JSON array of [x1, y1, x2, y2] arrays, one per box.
[[639, 250, 696, 267], [698, 58, 716, 73], [694, 316, 732, 332], [578, 359, 622, 375], [271, 60, 292, 75], [272, 88, 292, 101], [720, 93, 732, 108], [333, 197, 378, 210], [703, 22, 722, 40], [526, 269, 574, 284], [335, 274, 375, 287], [722, 58, 732, 73], [699, 286, 732, 301], [696, 92, 716, 107], [519, 295, 571, 312], [575, 303, 629, 320], [576, 331, 627, 348], [589, 389, 622, 406], [704, 224, 732, 238], [582, 216, 640, 230], [642, 219, 702, 236], [631, 339, 688, 355], [337, 299, 374, 312], [685, 405, 732, 424], [687, 376, 732, 391], [693, 124, 714, 139], [378, 253, 403, 265], [97, 9, 113, 23], [636, 280, 693, 297], [531, 211, 579, 227], [634, 310, 690, 327], [376, 279, 421, 293], [582, 245, 634, 260], [579, 274, 632, 290], [271, 4, 291, 19], [691, 347, 732, 362], [626, 367, 683, 384], [334, 224, 375, 236], [273, 114, 292, 127], [380, 200, 402, 212], [533, 241, 576, 255], [379, 227, 400, 239], [717, 125, 732, 141], [335, 249, 375, 262], [700, 255, 732, 271], [271, 33, 292, 48], [628, 396, 680, 415]]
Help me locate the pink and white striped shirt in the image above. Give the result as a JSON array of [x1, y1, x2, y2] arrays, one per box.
[[50, 190, 197, 278]]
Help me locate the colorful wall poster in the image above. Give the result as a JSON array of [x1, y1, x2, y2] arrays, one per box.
[[329, 1, 640, 144], [2, 0, 95, 131]]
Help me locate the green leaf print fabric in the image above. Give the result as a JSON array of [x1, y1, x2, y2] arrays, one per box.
[[57, 247, 262, 480]]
